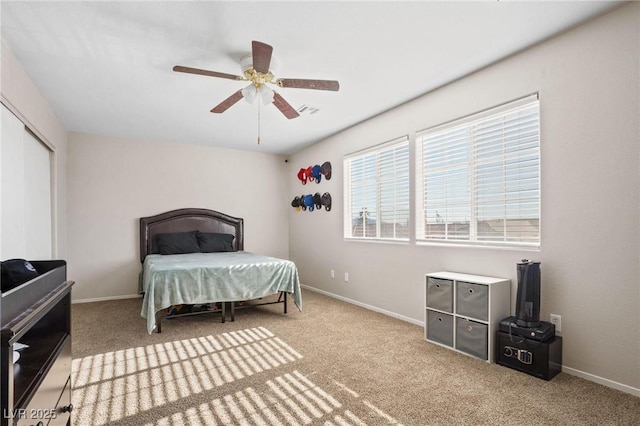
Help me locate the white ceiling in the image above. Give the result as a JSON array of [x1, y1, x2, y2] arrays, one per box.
[[1, 1, 621, 155]]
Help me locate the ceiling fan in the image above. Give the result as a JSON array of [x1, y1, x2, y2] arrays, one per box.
[[173, 40, 340, 120]]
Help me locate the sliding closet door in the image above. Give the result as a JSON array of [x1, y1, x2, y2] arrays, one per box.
[[1, 104, 26, 258], [1, 103, 53, 260], [23, 130, 52, 258]]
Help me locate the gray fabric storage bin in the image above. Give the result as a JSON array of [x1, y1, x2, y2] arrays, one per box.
[[456, 318, 488, 360], [456, 281, 489, 321], [427, 277, 454, 313], [427, 310, 454, 347]]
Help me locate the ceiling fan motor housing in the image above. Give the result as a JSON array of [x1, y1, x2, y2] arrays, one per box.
[[240, 54, 280, 76]]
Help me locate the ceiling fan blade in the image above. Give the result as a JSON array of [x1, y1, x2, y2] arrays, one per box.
[[272, 92, 300, 119], [173, 65, 244, 81], [252, 41, 273, 74], [276, 78, 340, 91], [210, 90, 244, 113]]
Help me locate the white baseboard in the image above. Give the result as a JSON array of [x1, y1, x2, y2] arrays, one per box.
[[72, 294, 142, 304], [301, 284, 423, 326], [301, 284, 640, 398], [560, 365, 640, 397]]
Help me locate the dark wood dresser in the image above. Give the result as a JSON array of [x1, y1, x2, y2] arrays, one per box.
[[1, 261, 74, 426]]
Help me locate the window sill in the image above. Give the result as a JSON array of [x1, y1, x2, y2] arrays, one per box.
[[416, 240, 540, 251], [344, 237, 410, 245]]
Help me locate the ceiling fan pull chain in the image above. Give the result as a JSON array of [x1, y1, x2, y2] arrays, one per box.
[[257, 100, 261, 145]]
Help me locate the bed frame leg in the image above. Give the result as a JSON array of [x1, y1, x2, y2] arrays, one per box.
[[221, 302, 226, 323], [230, 301, 235, 322], [156, 312, 162, 333], [284, 292, 288, 314]]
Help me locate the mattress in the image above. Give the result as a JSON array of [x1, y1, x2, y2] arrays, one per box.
[[140, 251, 302, 333]]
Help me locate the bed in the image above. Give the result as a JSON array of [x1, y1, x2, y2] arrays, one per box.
[[139, 208, 301, 333]]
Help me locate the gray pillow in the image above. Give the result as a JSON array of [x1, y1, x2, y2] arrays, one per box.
[[155, 231, 200, 255], [197, 232, 235, 252]]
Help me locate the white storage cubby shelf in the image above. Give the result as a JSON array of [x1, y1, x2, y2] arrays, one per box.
[[425, 271, 511, 363]]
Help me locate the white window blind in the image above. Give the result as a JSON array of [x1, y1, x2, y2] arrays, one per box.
[[344, 136, 410, 241], [416, 95, 540, 248]]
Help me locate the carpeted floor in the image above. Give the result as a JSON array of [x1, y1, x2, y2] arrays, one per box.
[[71, 288, 639, 425]]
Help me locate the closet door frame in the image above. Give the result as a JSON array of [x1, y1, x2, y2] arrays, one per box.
[[1, 101, 56, 259]]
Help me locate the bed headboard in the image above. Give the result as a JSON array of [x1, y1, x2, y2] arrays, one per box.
[[139, 208, 244, 262]]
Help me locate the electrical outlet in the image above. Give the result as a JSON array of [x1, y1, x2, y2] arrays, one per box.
[[550, 314, 562, 332], [330, 269, 335, 279], [344, 272, 349, 282]]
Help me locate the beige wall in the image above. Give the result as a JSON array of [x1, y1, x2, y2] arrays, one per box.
[[3, 3, 638, 396], [67, 133, 290, 301], [1, 41, 68, 259], [288, 4, 640, 393]]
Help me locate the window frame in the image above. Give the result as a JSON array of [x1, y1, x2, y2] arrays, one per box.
[[343, 136, 410, 242], [415, 94, 541, 249]]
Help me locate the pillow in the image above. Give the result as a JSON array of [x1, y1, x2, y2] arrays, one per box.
[[1, 259, 39, 292], [155, 231, 200, 255], [197, 232, 235, 253]]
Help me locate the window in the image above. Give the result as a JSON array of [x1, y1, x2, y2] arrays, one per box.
[[344, 136, 410, 241], [416, 94, 540, 248]]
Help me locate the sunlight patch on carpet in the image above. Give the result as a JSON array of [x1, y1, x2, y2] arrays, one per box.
[[71, 327, 302, 425], [146, 370, 398, 426], [71, 327, 402, 425]]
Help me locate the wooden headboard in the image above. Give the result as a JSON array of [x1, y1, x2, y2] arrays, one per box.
[[139, 208, 244, 262]]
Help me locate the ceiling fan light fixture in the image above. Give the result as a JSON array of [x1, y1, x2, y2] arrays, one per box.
[[240, 54, 253, 73], [242, 83, 275, 106], [260, 85, 275, 105], [241, 84, 258, 104]]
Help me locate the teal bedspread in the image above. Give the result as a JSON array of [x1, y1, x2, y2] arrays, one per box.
[[140, 251, 302, 333]]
